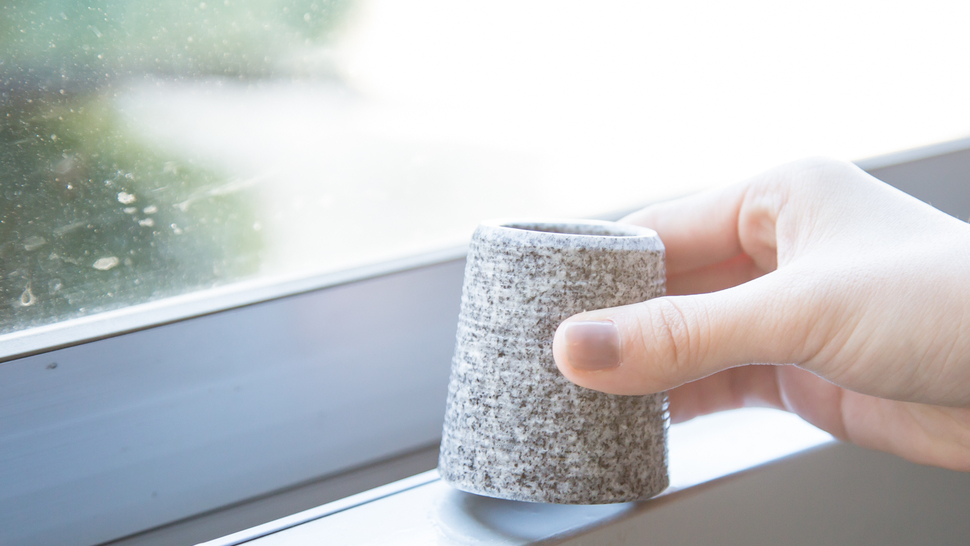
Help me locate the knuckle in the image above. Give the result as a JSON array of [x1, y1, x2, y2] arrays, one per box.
[[761, 157, 858, 192], [634, 298, 704, 385], [793, 156, 854, 174], [788, 157, 864, 191]]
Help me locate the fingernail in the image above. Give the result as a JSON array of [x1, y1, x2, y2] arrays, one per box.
[[562, 321, 621, 370]]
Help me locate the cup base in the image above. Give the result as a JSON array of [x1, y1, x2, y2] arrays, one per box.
[[438, 469, 670, 505]]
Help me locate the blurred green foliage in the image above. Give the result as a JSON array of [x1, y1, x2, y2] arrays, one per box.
[[0, 0, 353, 334], [2, 0, 352, 80]]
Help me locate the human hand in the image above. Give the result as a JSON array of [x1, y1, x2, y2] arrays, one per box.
[[553, 158, 970, 471]]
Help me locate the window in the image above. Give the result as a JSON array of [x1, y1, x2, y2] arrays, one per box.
[[3, 2, 970, 545], [5, 0, 970, 335]]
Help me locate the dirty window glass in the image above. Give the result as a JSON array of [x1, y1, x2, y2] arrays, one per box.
[[3, 1, 970, 335]]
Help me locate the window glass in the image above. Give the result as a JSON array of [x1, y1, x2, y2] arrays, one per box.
[[3, 0, 970, 334]]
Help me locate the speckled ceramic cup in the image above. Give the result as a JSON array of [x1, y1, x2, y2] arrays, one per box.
[[438, 218, 669, 504]]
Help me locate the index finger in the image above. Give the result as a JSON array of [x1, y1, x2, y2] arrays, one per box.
[[620, 182, 747, 275]]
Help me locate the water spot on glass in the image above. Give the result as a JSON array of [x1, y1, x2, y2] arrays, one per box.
[[304, 13, 311, 22], [19, 283, 36, 307], [143, 205, 158, 214], [24, 236, 46, 251], [54, 221, 87, 237], [117, 191, 136, 204], [171, 224, 183, 235], [92, 257, 120, 271], [50, 134, 57, 141], [124, 207, 137, 214], [252, 221, 262, 231], [55, 156, 75, 174], [139, 218, 155, 227], [49, 279, 63, 294]]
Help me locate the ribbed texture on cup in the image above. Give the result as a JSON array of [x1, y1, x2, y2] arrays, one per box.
[[438, 219, 668, 504]]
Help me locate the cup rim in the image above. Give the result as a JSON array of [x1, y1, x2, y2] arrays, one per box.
[[479, 218, 661, 248]]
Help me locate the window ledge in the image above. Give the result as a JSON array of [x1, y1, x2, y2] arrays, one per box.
[[202, 409, 838, 545]]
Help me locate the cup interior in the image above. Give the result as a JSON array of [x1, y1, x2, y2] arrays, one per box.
[[502, 221, 641, 237]]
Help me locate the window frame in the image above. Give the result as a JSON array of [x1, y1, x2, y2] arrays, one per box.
[[2, 138, 970, 545]]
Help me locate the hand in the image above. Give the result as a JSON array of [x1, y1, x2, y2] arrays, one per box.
[[553, 158, 970, 471]]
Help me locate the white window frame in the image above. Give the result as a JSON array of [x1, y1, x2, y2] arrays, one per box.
[[2, 138, 970, 546]]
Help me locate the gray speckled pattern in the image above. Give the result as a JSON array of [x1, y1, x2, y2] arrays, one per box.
[[439, 219, 669, 504]]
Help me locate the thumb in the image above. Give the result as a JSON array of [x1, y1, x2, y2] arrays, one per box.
[[553, 270, 823, 395]]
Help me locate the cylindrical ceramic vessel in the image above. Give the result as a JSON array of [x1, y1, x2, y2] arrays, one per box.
[[438, 218, 668, 504]]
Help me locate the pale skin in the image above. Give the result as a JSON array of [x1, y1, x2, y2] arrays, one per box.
[[553, 158, 970, 472]]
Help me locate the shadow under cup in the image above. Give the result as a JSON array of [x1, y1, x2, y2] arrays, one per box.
[[438, 218, 669, 504]]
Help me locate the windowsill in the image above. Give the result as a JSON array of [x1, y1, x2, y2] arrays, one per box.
[[201, 408, 835, 545]]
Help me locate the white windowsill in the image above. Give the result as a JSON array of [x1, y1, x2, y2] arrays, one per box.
[[201, 408, 834, 545]]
